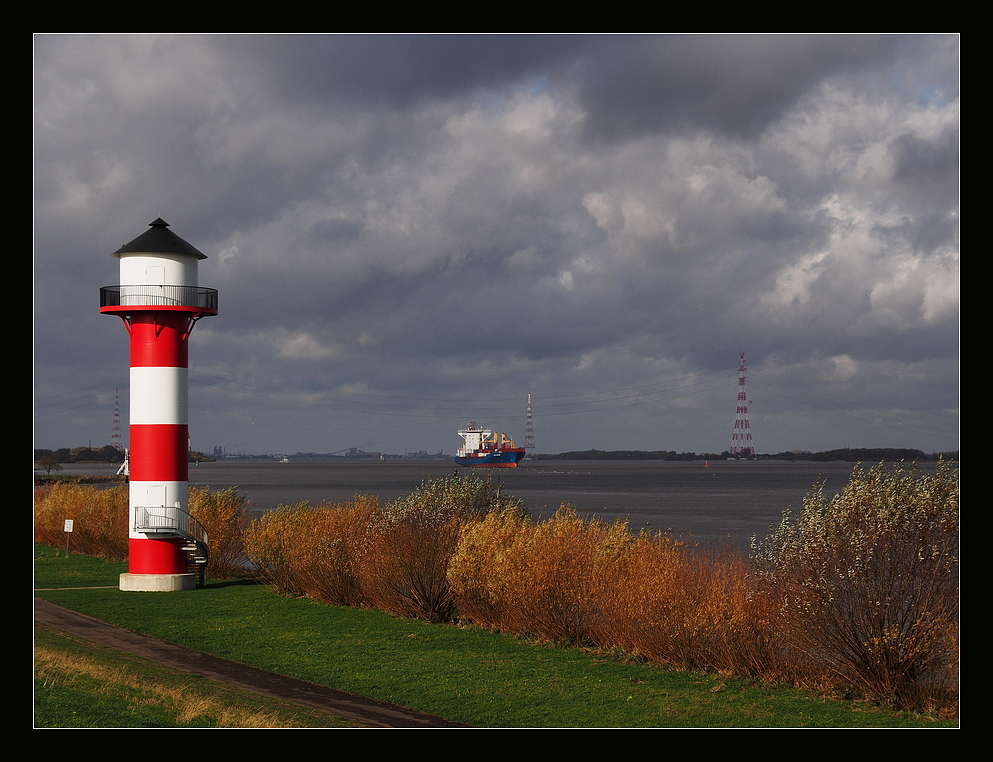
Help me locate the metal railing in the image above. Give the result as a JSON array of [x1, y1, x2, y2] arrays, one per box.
[[100, 285, 218, 310], [134, 505, 208, 549], [133, 505, 210, 587]]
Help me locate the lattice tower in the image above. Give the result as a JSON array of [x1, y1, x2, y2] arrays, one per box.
[[729, 353, 755, 458], [111, 388, 124, 452], [524, 392, 535, 457]]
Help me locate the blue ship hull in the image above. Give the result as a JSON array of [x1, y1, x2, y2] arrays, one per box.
[[454, 449, 525, 468]]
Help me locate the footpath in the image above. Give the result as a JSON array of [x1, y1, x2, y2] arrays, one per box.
[[34, 598, 472, 729]]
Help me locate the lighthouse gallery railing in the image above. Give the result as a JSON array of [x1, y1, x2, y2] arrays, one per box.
[[100, 285, 218, 310]]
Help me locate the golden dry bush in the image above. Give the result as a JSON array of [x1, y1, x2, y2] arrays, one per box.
[[517, 507, 634, 645], [448, 507, 534, 629], [357, 510, 461, 622], [291, 496, 379, 607], [588, 532, 692, 664], [34, 483, 129, 560], [244, 496, 381, 605], [588, 533, 783, 677], [188, 486, 251, 578], [243, 502, 315, 596], [690, 551, 785, 679], [456, 505, 634, 644]]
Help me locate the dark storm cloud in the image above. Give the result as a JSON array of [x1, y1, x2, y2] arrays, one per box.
[[570, 35, 912, 140], [215, 34, 589, 109]]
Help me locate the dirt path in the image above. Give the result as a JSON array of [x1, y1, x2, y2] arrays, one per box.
[[34, 598, 473, 729]]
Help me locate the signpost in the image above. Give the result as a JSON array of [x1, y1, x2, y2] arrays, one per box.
[[63, 519, 73, 555]]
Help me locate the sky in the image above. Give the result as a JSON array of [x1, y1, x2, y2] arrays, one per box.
[[33, 34, 959, 457]]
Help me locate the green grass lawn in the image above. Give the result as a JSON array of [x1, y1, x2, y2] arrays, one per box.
[[33, 546, 956, 728], [34, 623, 364, 728]]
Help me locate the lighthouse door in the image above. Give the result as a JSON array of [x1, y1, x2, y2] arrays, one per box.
[[146, 484, 166, 509]]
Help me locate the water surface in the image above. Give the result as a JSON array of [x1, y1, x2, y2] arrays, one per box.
[[50, 458, 938, 551]]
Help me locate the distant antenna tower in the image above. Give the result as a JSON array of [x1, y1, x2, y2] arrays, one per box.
[[729, 353, 755, 458], [111, 388, 124, 452], [524, 392, 536, 458]]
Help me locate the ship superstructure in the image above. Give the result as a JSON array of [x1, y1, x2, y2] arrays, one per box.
[[455, 422, 526, 468]]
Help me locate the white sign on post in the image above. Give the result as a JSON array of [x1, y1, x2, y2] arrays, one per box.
[[64, 520, 74, 532]]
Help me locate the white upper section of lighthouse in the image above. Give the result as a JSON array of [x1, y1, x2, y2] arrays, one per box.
[[101, 218, 217, 315], [119, 254, 199, 287]]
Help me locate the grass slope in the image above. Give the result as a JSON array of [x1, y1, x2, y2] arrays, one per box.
[[33, 546, 954, 728]]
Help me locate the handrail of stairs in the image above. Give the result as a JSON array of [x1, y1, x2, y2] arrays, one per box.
[[134, 505, 209, 587]]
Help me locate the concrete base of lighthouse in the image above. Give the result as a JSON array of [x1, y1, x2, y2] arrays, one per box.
[[120, 573, 197, 592]]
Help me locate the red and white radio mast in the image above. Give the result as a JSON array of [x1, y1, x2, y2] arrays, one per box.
[[111, 388, 124, 452], [729, 353, 755, 458], [524, 392, 535, 458]]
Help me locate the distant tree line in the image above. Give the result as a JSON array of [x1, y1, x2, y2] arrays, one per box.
[[536, 447, 957, 462], [34, 446, 125, 464], [768, 448, 958, 462], [535, 450, 723, 461], [34, 446, 215, 464]]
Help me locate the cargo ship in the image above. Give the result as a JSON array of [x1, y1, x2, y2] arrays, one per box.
[[455, 422, 526, 468]]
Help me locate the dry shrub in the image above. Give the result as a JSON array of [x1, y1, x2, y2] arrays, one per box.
[[34, 483, 129, 560], [356, 474, 524, 623], [244, 496, 379, 604], [188, 486, 251, 578], [592, 535, 783, 677], [290, 496, 379, 607], [448, 507, 533, 629], [450, 505, 632, 644], [752, 460, 959, 711], [357, 507, 461, 622], [243, 502, 309, 596]]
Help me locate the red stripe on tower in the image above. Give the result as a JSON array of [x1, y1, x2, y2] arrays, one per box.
[[100, 219, 217, 591]]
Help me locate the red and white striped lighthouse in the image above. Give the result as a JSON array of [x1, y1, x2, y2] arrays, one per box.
[[100, 219, 218, 591]]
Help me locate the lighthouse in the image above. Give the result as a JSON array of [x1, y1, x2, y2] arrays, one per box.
[[100, 218, 218, 591]]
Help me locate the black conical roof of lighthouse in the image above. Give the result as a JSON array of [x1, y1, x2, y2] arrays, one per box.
[[113, 218, 207, 259]]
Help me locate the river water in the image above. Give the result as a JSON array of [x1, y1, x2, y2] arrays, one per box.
[[51, 458, 932, 552]]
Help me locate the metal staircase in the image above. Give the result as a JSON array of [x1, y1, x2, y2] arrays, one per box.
[[134, 505, 209, 588]]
